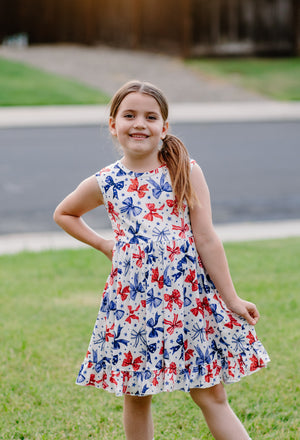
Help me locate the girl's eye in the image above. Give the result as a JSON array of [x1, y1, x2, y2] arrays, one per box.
[[148, 115, 157, 120], [124, 114, 134, 119]]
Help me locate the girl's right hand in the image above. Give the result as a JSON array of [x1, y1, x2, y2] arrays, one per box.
[[101, 238, 115, 261]]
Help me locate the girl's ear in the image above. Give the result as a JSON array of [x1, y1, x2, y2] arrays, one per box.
[[109, 117, 117, 136], [161, 121, 169, 139]]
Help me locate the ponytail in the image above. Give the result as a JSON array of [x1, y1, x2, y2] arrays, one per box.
[[158, 134, 197, 210]]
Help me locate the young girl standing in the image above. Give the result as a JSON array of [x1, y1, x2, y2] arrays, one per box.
[[54, 80, 270, 440]]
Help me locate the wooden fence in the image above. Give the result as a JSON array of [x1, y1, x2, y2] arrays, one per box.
[[1, 0, 300, 56]]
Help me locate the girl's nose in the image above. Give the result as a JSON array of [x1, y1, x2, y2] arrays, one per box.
[[133, 117, 146, 128]]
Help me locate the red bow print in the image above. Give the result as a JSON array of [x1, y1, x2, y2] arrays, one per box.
[[246, 331, 257, 345], [213, 293, 225, 310], [164, 314, 183, 335], [224, 313, 241, 329], [151, 267, 164, 289], [110, 370, 120, 386], [87, 374, 103, 386], [144, 203, 164, 221], [184, 340, 194, 361], [205, 365, 213, 383], [190, 298, 205, 317], [114, 224, 125, 240], [250, 355, 265, 371], [205, 320, 214, 338], [126, 305, 140, 324], [107, 201, 119, 221], [166, 241, 181, 261], [169, 362, 177, 376], [166, 199, 179, 216], [164, 289, 183, 311], [122, 351, 143, 371], [197, 255, 204, 267], [117, 281, 130, 301], [200, 297, 212, 315], [128, 177, 148, 198], [213, 360, 222, 376], [132, 246, 145, 267], [105, 323, 115, 341], [184, 269, 198, 291], [109, 267, 118, 285], [172, 218, 189, 238], [238, 354, 245, 374]]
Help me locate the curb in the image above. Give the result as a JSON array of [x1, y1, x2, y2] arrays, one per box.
[[1, 219, 300, 255], [1, 102, 300, 128]]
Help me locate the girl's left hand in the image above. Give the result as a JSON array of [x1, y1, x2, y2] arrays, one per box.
[[226, 298, 260, 326], [101, 238, 115, 261]]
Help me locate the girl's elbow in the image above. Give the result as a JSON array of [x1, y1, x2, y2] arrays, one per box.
[[53, 208, 60, 225], [194, 230, 220, 249], [53, 206, 64, 226]]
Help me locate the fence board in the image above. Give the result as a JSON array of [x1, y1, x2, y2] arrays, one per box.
[[0, 0, 297, 55]]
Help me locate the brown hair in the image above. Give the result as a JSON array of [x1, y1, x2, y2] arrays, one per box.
[[110, 80, 196, 209]]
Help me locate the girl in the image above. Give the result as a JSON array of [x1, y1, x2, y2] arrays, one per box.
[[54, 80, 270, 440]]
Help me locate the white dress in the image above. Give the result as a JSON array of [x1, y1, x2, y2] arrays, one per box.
[[76, 160, 270, 396]]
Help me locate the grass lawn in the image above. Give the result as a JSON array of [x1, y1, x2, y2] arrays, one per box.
[[187, 57, 300, 101], [0, 57, 110, 106], [0, 238, 299, 439]]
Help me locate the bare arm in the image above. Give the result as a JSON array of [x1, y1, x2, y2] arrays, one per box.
[[189, 164, 259, 325], [53, 175, 114, 260]]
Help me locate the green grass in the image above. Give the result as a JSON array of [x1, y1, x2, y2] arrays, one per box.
[[1, 238, 299, 439], [0, 57, 110, 106], [187, 57, 300, 101]]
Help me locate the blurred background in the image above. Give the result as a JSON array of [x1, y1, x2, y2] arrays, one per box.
[[1, 0, 299, 56], [0, 0, 299, 239]]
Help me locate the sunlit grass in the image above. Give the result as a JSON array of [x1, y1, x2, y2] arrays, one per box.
[[0, 57, 110, 106], [1, 238, 299, 439], [187, 57, 300, 101]]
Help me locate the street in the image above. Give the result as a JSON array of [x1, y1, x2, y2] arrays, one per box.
[[1, 121, 299, 235]]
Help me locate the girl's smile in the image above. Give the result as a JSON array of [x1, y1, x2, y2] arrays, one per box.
[[129, 132, 149, 139]]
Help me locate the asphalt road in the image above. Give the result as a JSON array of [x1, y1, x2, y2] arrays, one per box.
[[1, 121, 299, 235]]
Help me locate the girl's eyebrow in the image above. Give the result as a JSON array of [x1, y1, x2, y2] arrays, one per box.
[[147, 111, 160, 116], [120, 108, 160, 116]]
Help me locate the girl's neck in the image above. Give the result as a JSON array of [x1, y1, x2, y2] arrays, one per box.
[[121, 154, 162, 173]]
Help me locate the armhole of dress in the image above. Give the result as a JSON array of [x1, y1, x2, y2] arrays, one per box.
[[95, 171, 105, 196], [190, 158, 196, 171], [95, 171, 101, 187]]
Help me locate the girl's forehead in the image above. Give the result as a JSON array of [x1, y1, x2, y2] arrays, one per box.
[[118, 92, 162, 113]]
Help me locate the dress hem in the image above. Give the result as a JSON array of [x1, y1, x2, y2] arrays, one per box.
[[75, 347, 270, 397]]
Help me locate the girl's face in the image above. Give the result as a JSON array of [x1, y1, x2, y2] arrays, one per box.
[[109, 92, 168, 160]]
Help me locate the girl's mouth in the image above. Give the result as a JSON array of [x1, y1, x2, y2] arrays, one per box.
[[130, 133, 149, 139]]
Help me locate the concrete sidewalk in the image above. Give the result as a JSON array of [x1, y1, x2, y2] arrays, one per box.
[[1, 219, 300, 255], [1, 101, 300, 128]]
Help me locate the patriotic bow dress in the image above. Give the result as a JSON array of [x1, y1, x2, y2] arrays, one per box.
[[76, 160, 270, 396]]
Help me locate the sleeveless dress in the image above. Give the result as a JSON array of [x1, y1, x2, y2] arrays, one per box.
[[76, 159, 270, 396]]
